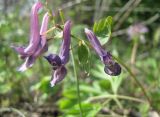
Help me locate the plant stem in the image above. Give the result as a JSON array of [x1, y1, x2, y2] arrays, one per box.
[[95, 99, 112, 116], [131, 41, 138, 65], [113, 98, 123, 109], [113, 56, 151, 105], [130, 41, 138, 91], [87, 94, 146, 103], [0, 107, 25, 117], [56, 24, 91, 45], [44, 24, 91, 47], [71, 46, 83, 117]]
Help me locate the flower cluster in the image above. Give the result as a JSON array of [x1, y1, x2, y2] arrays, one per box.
[[12, 2, 49, 72], [44, 21, 71, 87], [13, 2, 121, 87]]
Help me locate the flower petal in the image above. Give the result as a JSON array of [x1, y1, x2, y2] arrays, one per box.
[[18, 56, 35, 72], [44, 54, 62, 69], [33, 12, 50, 57], [84, 28, 106, 58], [103, 53, 121, 76], [40, 12, 50, 48], [59, 20, 71, 64], [50, 66, 67, 87], [104, 62, 121, 76], [11, 46, 25, 55], [127, 23, 148, 39], [24, 2, 43, 55]]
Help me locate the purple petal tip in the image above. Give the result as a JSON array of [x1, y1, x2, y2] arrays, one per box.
[[104, 62, 121, 76]]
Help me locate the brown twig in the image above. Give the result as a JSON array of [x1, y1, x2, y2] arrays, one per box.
[[81, 6, 160, 13], [131, 41, 138, 64], [0, 107, 25, 117], [142, 13, 160, 25], [61, 0, 87, 9], [114, 0, 135, 22], [114, 0, 142, 30]]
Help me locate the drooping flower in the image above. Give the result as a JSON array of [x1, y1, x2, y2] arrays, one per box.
[[45, 20, 71, 87], [84, 28, 121, 76], [12, 2, 50, 72]]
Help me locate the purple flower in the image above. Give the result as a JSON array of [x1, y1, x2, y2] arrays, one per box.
[[50, 66, 67, 87], [127, 23, 148, 43], [127, 23, 148, 37], [12, 2, 50, 72], [44, 54, 62, 70], [84, 28, 121, 76], [45, 20, 71, 87]]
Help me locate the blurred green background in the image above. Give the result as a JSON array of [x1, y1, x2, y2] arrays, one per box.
[[0, 0, 160, 116]]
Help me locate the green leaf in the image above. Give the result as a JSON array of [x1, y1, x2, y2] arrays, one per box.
[[0, 84, 11, 94], [93, 16, 113, 45], [59, 9, 65, 24], [58, 98, 76, 109], [80, 84, 101, 95], [99, 79, 111, 90], [78, 41, 91, 74], [78, 41, 89, 64], [153, 27, 160, 47], [139, 103, 150, 116], [67, 103, 101, 116], [63, 88, 77, 99], [30, 76, 59, 94]]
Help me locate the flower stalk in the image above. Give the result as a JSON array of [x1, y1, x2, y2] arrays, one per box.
[[112, 55, 151, 105], [71, 46, 83, 117]]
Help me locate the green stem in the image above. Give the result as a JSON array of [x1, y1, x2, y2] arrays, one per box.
[[112, 56, 151, 105], [95, 99, 111, 116], [71, 46, 83, 117], [56, 25, 90, 46], [131, 41, 138, 65], [113, 98, 123, 109], [87, 94, 146, 103]]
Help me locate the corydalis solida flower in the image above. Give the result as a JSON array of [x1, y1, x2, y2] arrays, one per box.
[[12, 2, 49, 72], [84, 28, 121, 76], [45, 20, 71, 87]]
